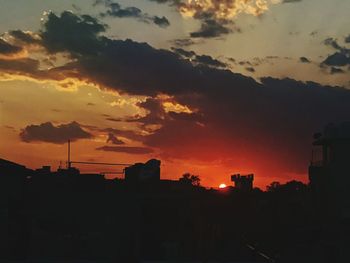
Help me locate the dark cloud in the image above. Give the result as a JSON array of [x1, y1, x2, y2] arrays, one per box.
[[289, 31, 299, 36], [299, 57, 310, 63], [40, 11, 107, 56], [323, 52, 350, 67], [239, 61, 252, 66], [324, 38, 343, 51], [67, 39, 203, 96], [8, 30, 40, 44], [106, 132, 125, 145], [346, 35, 350, 43], [190, 19, 232, 38], [0, 57, 37, 71], [102, 3, 143, 18], [193, 54, 226, 68], [129, 98, 167, 125], [0, 58, 40, 78], [330, 67, 345, 74], [322, 38, 350, 67], [172, 47, 196, 58], [20, 121, 93, 144], [226, 56, 284, 67], [0, 38, 22, 55], [245, 67, 255, 72], [0, 56, 80, 82], [96, 145, 154, 154], [96, 1, 170, 28], [106, 117, 123, 122], [310, 31, 318, 37], [172, 47, 226, 68], [152, 16, 170, 28], [4, 125, 16, 131], [102, 128, 145, 142], [169, 38, 196, 47]]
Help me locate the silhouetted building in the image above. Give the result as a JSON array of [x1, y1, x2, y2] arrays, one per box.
[[35, 165, 51, 175], [125, 159, 161, 184], [0, 158, 30, 191], [55, 166, 80, 176], [0, 159, 32, 258], [231, 174, 254, 191], [0, 158, 29, 175], [309, 122, 350, 220]]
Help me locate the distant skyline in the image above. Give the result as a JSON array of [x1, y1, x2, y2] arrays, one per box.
[[1, 0, 350, 188]]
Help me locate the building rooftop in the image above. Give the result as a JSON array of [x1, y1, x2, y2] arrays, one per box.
[[313, 122, 350, 145]]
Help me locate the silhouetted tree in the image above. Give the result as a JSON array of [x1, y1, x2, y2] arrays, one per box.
[[283, 180, 308, 192], [266, 181, 281, 192], [266, 180, 307, 193], [179, 173, 201, 186]]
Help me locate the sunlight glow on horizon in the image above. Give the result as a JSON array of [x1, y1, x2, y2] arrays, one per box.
[[219, 183, 227, 189]]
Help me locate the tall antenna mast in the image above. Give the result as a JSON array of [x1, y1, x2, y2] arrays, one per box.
[[68, 139, 71, 169]]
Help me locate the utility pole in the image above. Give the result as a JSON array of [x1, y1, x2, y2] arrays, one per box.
[[67, 139, 71, 169]]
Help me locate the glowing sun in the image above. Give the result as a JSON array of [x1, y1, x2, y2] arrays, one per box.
[[219, 183, 227, 189]]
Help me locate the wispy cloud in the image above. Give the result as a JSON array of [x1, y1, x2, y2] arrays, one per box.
[[95, 0, 170, 28]]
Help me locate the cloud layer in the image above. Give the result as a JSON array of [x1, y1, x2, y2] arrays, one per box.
[[3, 11, 350, 181]]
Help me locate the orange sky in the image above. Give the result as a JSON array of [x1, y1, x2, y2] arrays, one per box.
[[1, 1, 350, 189]]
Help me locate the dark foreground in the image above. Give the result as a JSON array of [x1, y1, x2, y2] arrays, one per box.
[[0, 157, 349, 262]]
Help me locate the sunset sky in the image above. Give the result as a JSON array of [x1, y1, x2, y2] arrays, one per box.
[[1, 0, 350, 188]]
